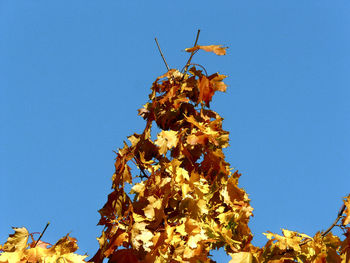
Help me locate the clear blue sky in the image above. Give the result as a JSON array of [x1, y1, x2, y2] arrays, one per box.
[[1, 1, 349, 262]]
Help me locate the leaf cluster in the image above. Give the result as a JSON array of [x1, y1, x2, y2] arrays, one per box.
[[90, 44, 253, 263], [89, 40, 350, 263], [0, 227, 87, 263], [1, 38, 349, 263]]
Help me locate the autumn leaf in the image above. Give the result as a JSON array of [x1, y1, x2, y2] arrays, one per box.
[[90, 36, 350, 263], [209, 73, 228, 92], [0, 227, 87, 263], [2, 35, 348, 263], [131, 222, 154, 252], [144, 195, 162, 220], [1, 227, 28, 252], [197, 75, 212, 106], [343, 195, 350, 226], [0, 251, 25, 263], [229, 252, 253, 263], [185, 45, 227, 55], [187, 133, 209, 146], [155, 130, 178, 155]]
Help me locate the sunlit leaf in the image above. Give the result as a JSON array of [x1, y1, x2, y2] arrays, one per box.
[[185, 45, 227, 55]]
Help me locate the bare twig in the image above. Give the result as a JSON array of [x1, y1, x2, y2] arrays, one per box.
[[34, 222, 50, 247], [321, 203, 346, 237], [182, 29, 201, 74], [299, 203, 347, 247], [155, 38, 170, 71], [134, 157, 149, 179]]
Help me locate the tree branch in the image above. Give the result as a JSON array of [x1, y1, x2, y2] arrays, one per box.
[[299, 202, 347, 246], [182, 29, 201, 74], [134, 157, 149, 179], [155, 38, 170, 71], [322, 203, 346, 237], [33, 222, 50, 247]]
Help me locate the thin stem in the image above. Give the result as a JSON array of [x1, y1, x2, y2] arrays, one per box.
[[299, 203, 347, 247], [34, 222, 50, 247], [134, 157, 149, 179], [183, 29, 201, 74], [322, 203, 346, 237], [155, 38, 170, 71]]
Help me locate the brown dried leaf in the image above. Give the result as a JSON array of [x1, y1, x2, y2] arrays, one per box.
[[185, 45, 227, 55]]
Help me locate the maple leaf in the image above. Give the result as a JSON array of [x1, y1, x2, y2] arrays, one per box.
[[155, 130, 178, 155], [198, 75, 212, 106], [132, 222, 154, 252], [185, 45, 227, 55], [1, 227, 29, 252], [209, 73, 228, 92], [0, 227, 87, 263], [104, 230, 129, 258]]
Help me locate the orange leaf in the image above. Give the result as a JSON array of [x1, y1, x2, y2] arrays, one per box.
[[198, 75, 213, 106], [185, 45, 227, 55]]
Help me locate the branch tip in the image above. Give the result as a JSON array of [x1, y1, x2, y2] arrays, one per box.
[[154, 38, 170, 71]]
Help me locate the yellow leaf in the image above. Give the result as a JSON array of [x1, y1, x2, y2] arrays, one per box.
[[176, 222, 187, 236], [197, 199, 209, 214], [96, 231, 106, 249], [0, 251, 26, 263], [131, 222, 154, 252], [131, 182, 145, 195], [57, 253, 87, 263], [127, 133, 141, 147], [144, 196, 162, 220], [216, 206, 225, 213], [167, 161, 190, 183], [2, 227, 29, 252], [188, 234, 202, 249], [155, 130, 178, 155], [181, 183, 191, 197], [229, 252, 253, 263], [132, 213, 145, 223]]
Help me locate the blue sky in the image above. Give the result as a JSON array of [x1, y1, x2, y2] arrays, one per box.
[[1, 1, 349, 261]]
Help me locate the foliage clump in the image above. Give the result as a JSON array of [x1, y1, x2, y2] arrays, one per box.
[[90, 43, 254, 262], [0, 227, 87, 263], [1, 36, 349, 263], [89, 39, 350, 262]]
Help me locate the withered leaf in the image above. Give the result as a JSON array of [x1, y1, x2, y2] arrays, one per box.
[[1, 227, 29, 252], [0, 227, 87, 263], [185, 45, 227, 55], [87, 38, 349, 263]]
